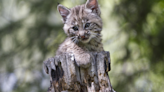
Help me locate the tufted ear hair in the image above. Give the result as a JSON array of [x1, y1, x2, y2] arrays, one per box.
[[57, 4, 70, 22], [85, 0, 101, 16]]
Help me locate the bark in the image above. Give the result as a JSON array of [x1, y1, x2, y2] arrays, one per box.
[[44, 51, 115, 92]]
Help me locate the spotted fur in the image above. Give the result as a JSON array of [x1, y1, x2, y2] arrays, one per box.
[[56, 0, 104, 67]]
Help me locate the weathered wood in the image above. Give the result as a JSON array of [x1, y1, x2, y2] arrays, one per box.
[[44, 51, 115, 92]]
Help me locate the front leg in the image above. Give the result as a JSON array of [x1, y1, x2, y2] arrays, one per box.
[[74, 52, 92, 68]]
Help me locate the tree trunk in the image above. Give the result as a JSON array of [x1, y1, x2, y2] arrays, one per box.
[[44, 51, 115, 92]]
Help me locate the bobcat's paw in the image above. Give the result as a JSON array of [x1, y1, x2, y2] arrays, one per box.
[[75, 53, 92, 68]]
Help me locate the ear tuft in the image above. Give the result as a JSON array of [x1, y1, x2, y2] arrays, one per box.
[[57, 4, 70, 22], [85, 0, 100, 16]]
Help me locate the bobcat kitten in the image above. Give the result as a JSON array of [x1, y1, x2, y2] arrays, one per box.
[[57, 0, 103, 67]]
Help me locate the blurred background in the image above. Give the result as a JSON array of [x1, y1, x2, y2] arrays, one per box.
[[0, 0, 164, 92]]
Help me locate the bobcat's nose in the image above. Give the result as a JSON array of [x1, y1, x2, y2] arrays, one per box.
[[79, 31, 86, 39], [81, 35, 85, 39]]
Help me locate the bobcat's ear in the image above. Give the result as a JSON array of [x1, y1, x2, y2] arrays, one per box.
[[85, 0, 101, 16], [57, 4, 70, 22]]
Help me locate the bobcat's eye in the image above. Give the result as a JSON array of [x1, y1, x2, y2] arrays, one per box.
[[85, 23, 90, 28], [72, 26, 78, 31]]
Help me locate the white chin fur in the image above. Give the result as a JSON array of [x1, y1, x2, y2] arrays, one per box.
[[81, 37, 92, 43]]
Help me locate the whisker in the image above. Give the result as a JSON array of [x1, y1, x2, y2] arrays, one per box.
[[72, 38, 76, 42], [75, 40, 77, 44], [72, 36, 79, 44], [72, 36, 75, 40]]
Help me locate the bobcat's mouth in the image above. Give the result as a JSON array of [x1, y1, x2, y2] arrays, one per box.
[[78, 33, 91, 43], [80, 36, 91, 43], [82, 37, 89, 41]]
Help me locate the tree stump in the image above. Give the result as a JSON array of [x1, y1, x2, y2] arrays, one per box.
[[43, 51, 115, 92]]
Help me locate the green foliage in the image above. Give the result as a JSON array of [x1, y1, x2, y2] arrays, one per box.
[[110, 0, 164, 92], [0, 0, 164, 92], [0, 0, 65, 91]]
